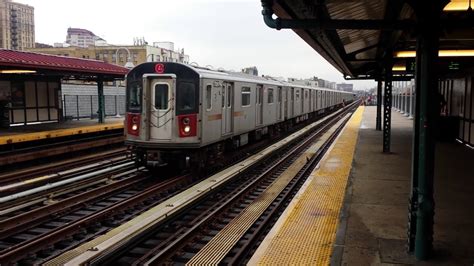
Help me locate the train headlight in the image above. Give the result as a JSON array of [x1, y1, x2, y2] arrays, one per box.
[[183, 125, 191, 133], [132, 124, 138, 131]]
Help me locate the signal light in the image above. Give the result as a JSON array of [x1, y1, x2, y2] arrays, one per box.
[[132, 124, 138, 131], [183, 117, 190, 125], [155, 63, 165, 73]]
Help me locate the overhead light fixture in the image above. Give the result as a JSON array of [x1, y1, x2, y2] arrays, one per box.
[[395, 50, 474, 58], [392, 66, 406, 71], [444, 0, 472, 11], [0, 70, 37, 74]]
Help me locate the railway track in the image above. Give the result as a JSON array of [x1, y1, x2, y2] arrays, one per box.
[[0, 166, 198, 265], [45, 102, 358, 265], [0, 129, 124, 167], [0, 147, 127, 191]]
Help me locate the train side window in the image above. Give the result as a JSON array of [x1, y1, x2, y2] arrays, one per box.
[[268, 88, 274, 104], [305, 90, 308, 99], [241, 87, 251, 107], [296, 90, 300, 100], [206, 85, 212, 111], [278, 87, 282, 102], [154, 83, 169, 110]]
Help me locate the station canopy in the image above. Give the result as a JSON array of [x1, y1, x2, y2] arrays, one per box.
[[0, 49, 128, 81], [262, 0, 474, 79]]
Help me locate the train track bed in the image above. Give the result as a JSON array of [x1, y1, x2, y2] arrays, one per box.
[[0, 128, 124, 169], [45, 102, 358, 265], [0, 163, 200, 265], [0, 147, 126, 190]]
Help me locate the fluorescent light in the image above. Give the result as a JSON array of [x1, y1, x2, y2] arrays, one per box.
[[395, 51, 416, 58], [392, 66, 406, 71], [0, 70, 37, 74], [444, 1, 471, 11], [395, 50, 474, 58]]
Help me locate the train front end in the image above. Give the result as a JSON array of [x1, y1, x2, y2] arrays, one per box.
[[125, 62, 201, 169]]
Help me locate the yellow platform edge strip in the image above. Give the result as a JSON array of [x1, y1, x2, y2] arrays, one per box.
[[254, 106, 364, 265], [0, 122, 124, 145]]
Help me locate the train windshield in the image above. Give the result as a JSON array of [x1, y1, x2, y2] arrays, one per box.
[[176, 81, 196, 114], [127, 82, 142, 112]]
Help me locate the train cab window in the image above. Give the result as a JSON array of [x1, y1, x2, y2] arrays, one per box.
[[241, 87, 251, 106], [268, 88, 274, 104], [127, 82, 141, 112], [177, 82, 196, 113], [154, 84, 169, 110], [206, 85, 212, 110]]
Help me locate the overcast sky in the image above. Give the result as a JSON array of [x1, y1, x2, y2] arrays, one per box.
[[17, 0, 375, 90]]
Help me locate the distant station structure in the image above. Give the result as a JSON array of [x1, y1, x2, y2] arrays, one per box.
[[0, 49, 127, 127]]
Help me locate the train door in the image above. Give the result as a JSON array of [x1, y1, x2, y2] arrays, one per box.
[[277, 86, 282, 120], [149, 77, 174, 140], [222, 82, 233, 135], [256, 84, 263, 126], [301, 89, 305, 113], [309, 90, 312, 113], [290, 88, 295, 118]]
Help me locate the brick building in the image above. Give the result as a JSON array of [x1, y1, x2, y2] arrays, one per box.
[[0, 0, 34, 50]]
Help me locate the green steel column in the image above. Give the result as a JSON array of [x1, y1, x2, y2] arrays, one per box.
[[383, 67, 392, 153], [98, 76, 105, 124], [376, 80, 382, 131], [408, 47, 422, 253], [412, 1, 443, 260]]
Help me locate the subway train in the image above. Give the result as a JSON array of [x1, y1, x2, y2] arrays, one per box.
[[125, 62, 355, 169]]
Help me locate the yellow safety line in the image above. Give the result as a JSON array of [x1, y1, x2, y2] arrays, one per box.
[[0, 123, 124, 145], [255, 106, 364, 265]]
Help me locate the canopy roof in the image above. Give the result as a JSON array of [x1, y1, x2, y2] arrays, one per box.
[[263, 0, 474, 80], [0, 49, 128, 81]]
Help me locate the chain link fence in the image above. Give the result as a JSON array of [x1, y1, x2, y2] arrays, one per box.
[[63, 95, 126, 120]]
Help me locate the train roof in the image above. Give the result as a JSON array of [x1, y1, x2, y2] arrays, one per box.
[[129, 62, 354, 94]]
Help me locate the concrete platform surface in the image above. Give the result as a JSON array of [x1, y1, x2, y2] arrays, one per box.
[[335, 106, 474, 265]]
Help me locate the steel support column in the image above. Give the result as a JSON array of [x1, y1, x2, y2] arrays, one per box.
[[383, 69, 392, 153], [376, 80, 382, 131], [97, 76, 105, 123], [408, 1, 444, 260]]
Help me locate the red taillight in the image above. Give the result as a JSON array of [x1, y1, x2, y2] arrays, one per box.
[[178, 114, 197, 137], [127, 113, 140, 136]]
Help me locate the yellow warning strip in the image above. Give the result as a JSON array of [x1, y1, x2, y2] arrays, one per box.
[[253, 106, 364, 265], [0, 123, 124, 145]]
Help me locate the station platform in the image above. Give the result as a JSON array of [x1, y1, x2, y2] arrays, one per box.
[[250, 106, 474, 265], [0, 118, 124, 146]]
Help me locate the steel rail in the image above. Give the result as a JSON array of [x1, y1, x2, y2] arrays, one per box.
[[0, 147, 126, 188], [0, 170, 147, 239], [0, 174, 192, 264]]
